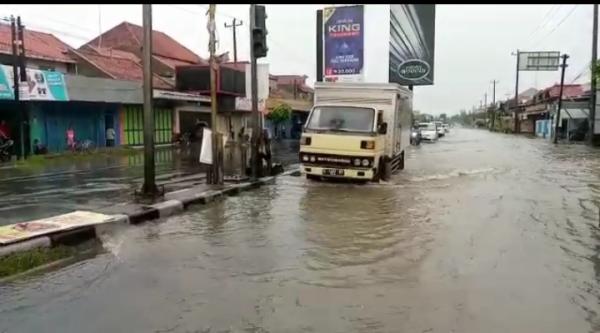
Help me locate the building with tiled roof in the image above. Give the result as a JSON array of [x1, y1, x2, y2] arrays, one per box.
[[0, 22, 76, 73]]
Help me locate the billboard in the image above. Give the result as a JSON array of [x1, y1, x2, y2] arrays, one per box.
[[0, 65, 69, 101], [323, 5, 364, 82], [389, 5, 436, 86], [518, 51, 560, 71]]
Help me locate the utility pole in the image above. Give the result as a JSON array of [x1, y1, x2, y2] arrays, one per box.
[[513, 50, 521, 134], [554, 54, 569, 144], [589, 4, 598, 145], [224, 18, 242, 63], [484, 92, 487, 109], [207, 4, 223, 185], [141, 4, 157, 195], [10, 16, 21, 160], [224, 18, 243, 142], [491, 80, 498, 131], [17, 16, 27, 159]]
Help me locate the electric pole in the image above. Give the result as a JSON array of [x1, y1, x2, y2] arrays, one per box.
[[17, 16, 27, 159], [10, 16, 21, 160], [484, 92, 487, 109], [513, 50, 521, 133], [589, 4, 598, 145], [224, 18, 243, 63], [554, 54, 569, 144], [141, 4, 157, 195], [207, 4, 223, 185], [491, 80, 498, 131]]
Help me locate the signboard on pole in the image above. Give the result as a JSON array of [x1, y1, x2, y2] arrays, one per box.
[[0, 65, 69, 101], [389, 5, 436, 86], [518, 51, 560, 71], [323, 5, 364, 82]]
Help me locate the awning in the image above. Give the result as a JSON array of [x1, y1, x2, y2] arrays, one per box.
[[154, 90, 210, 103]]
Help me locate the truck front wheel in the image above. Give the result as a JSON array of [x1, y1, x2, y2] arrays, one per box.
[[399, 151, 405, 170], [380, 157, 392, 181]]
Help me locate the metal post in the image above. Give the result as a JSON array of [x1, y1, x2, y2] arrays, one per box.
[[208, 4, 222, 185], [590, 4, 598, 144], [250, 4, 261, 180], [17, 17, 27, 159], [554, 54, 569, 144], [141, 4, 157, 195], [514, 50, 520, 133]]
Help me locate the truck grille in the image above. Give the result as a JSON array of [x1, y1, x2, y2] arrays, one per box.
[[299, 153, 374, 168]]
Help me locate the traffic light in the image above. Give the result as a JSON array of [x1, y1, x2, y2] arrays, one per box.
[[252, 5, 268, 58]]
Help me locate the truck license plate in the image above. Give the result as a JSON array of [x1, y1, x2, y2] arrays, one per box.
[[323, 168, 344, 176]]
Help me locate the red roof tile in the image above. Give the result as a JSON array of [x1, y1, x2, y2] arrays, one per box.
[[154, 54, 201, 69], [72, 49, 172, 89], [0, 23, 75, 63], [84, 21, 204, 65]]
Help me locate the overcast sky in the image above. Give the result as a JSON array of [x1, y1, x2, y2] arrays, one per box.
[[1, 4, 595, 115]]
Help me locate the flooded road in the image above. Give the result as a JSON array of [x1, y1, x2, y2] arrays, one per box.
[[2, 128, 600, 332]]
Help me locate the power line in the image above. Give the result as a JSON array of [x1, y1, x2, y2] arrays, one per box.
[[532, 5, 579, 48], [528, 5, 559, 39]]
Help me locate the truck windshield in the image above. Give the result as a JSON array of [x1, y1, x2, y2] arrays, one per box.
[[306, 106, 375, 133], [419, 123, 436, 130]]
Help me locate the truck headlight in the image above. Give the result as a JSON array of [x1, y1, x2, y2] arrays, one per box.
[[353, 158, 361, 166], [302, 155, 309, 162], [362, 159, 370, 167], [360, 140, 375, 149], [310, 156, 316, 163]]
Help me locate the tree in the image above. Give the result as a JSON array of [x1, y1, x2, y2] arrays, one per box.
[[267, 103, 292, 139]]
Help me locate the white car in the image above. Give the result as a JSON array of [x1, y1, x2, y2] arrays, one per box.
[[435, 121, 445, 137], [418, 122, 438, 141]]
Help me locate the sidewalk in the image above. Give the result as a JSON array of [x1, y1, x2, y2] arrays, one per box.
[[0, 147, 206, 226], [0, 140, 299, 226]]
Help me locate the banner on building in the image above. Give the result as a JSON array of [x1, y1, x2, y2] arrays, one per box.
[[323, 5, 364, 82], [389, 5, 436, 86], [0, 65, 69, 101]]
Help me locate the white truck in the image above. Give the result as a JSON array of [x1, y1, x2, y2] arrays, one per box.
[[299, 82, 413, 181]]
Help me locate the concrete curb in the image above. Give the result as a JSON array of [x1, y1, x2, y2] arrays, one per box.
[[0, 236, 51, 258]]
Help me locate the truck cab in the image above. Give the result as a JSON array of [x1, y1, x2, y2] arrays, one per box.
[[299, 82, 412, 182]]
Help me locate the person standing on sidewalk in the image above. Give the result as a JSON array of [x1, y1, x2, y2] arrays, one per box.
[[66, 125, 76, 152], [0, 120, 11, 142], [106, 126, 116, 147]]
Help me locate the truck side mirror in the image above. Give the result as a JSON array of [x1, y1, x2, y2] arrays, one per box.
[[378, 122, 388, 135]]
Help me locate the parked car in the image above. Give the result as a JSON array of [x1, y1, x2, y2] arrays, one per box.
[[442, 123, 450, 133], [435, 121, 445, 137], [418, 122, 438, 142]]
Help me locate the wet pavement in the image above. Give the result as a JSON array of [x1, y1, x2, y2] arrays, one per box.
[[0, 148, 204, 226], [2, 129, 600, 332]]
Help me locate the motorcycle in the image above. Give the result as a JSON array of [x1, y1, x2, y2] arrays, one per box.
[[0, 139, 14, 162], [410, 128, 421, 146]]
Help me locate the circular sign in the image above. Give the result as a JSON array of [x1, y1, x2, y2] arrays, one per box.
[[396, 59, 430, 81]]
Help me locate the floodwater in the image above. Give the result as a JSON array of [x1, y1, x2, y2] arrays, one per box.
[[2, 128, 600, 332]]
